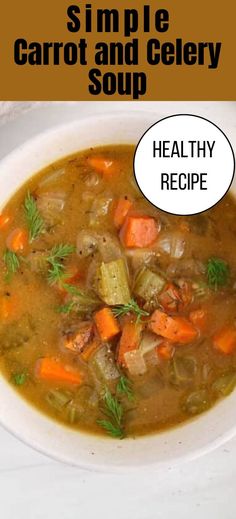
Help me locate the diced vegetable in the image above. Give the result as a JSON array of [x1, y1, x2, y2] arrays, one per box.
[[189, 309, 207, 331], [62, 322, 94, 353], [157, 341, 175, 360], [124, 350, 147, 376], [96, 233, 123, 262], [158, 283, 182, 312], [113, 197, 133, 228], [96, 258, 131, 305], [90, 345, 120, 383], [212, 371, 236, 396], [80, 339, 101, 362], [169, 356, 197, 385], [157, 232, 185, 259], [77, 230, 98, 258], [46, 389, 72, 411], [120, 215, 159, 248], [125, 248, 156, 271], [36, 192, 66, 226], [35, 358, 83, 385], [89, 194, 113, 226], [149, 310, 198, 344], [38, 168, 65, 188], [0, 213, 11, 230], [182, 390, 209, 415], [6, 228, 28, 252], [87, 156, 116, 176], [134, 267, 165, 301], [139, 331, 162, 356], [77, 230, 122, 262], [213, 326, 236, 355], [94, 307, 120, 341], [118, 320, 142, 366]]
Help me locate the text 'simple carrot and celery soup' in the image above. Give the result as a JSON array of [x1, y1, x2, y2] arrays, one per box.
[[0, 145, 236, 439]]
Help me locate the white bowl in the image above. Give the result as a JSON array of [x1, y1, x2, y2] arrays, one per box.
[[0, 112, 236, 472]]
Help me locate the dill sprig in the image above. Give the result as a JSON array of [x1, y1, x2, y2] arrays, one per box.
[[57, 300, 77, 314], [112, 298, 149, 323], [117, 375, 134, 401], [12, 371, 28, 386], [46, 244, 75, 285], [24, 192, 45, 242], [3, 249, 21, 281], [97, 388, 124, 439], [207, 257, 229, 290]]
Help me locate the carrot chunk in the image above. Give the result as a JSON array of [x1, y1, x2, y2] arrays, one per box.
[[189, 309, 207, 331], [6, 228, 28, 252], [120, 215, 159, 248], [94, 307, 120, 341], [0, 213, 11, 230], [157, 341, 175, 360], [80, 339, 100, 362], [118, 320, 142, 366], [35, 358, 83, 385], [149, 309, 198, 344], [87, 156, 117, 176], [159, 283, 182, 312], [213, 327, 236, 355], [63, 323, 93, 353], [0, 295, 16, 320], [113, 197, 133, 229]]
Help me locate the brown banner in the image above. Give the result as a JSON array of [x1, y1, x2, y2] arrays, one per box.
[[0, 0, 235, 100]]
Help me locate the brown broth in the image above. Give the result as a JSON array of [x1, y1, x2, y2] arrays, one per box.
[[0, 144, 236, 438]]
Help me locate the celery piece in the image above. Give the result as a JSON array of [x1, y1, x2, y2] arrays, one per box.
[[46, 389, 72, 411], [134, 267, 165, 301], [90, 346, 120, 383], [96, 258, 131, 305], [212, 371, 236, 396]]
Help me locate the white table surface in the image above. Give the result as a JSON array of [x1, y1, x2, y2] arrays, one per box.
[[0, 101, 236, 519]]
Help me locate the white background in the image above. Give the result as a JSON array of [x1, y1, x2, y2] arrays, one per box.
[[0, 102, 236, 519]]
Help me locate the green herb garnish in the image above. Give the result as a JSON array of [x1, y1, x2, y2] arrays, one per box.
[[24, 191, 45, 242], [117, 375, 134, 401], [57, 300, 77, 314], [46, 243, 75, 285], [97, 388, 124, 439], [112, 298, 149, 323], [207, 257, 229, 290], [12, 372, 28, 386], [3, 249, 21, 281]]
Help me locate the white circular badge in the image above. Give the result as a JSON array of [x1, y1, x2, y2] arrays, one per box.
[[134, 114, 235, 215]]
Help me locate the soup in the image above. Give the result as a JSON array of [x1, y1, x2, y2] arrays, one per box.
[[0, 145, 236, 439]]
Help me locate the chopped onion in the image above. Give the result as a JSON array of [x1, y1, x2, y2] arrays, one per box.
[[96, 233, 123, 262], [140, 331, 162, 356], [38, 168, 65, 188], [167, 259, 205, 278], [90, 345, 120, 383], [125, 248, 156, 271], [89, 193, 113, 226], [124, 350, 147, 376], [77, 230, 122, 262], [77, 230, 98, 258], [36, 192, 66, 226], [157, 232, 185, 259]]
